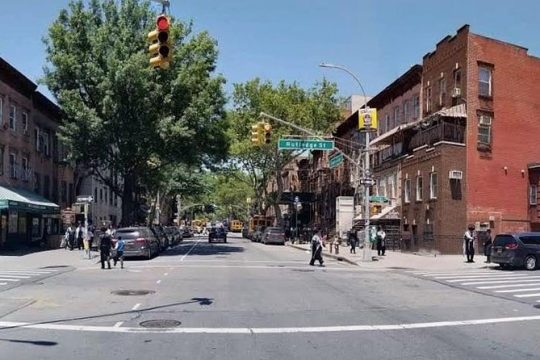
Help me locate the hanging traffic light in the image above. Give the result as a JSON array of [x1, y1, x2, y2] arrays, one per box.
[[251, 124, 261, 145], [148, 15, 172, 69], [263, 122, 272, 144]]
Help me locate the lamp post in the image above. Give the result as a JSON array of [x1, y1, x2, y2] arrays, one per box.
[[319, 62, 373, 262]]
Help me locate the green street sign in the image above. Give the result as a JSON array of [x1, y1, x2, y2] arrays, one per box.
[[278, 138, 334, 151], [329, 153, 344, 169]]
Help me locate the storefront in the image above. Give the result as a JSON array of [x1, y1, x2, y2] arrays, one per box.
[[0, 186, 60, 249]]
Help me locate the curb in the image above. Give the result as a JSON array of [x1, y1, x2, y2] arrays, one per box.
[[287, 243, 359, 266]]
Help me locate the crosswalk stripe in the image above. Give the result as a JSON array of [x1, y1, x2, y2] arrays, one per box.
[[463, 278, 540, 286], [0, 279, 20, 282], [0, 275, 31, 279], [477, 282, 540, 289], [420, 272, 494, 276], [514, 293, 540, 298], [0, 283, 7, 286], [433, 273, 527, 279], [446, 276, 532, 283], [0, 272, 48, 276], [0, 270, 55, 274], [495, 288, 540, 293]]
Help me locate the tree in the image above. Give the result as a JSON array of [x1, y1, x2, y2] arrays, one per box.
[[227, 78, 342, 224], [42, 0, 228, 225]]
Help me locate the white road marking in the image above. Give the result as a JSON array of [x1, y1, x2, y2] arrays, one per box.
[[132, 303, 141, 311], [2, 315, 540, 334], [113, 322, 123, 328], [164, 273, 168, 276], [514, 293, 540, 298], [446, 276, 532, 283], [495, 288, 540, 293], [0, 283, 7, 286], [418, 271, 494, 276], [462, 277, 540, 286], [79, 264, 353, 272], [0, 279, 20, 282], [0, 275, 31, 279], [156, 280, 161, 284], [435, 273, 529, 280], [180, 240, 202, 261], [477, 282, 540, 290], [0, 270, 55, 273]]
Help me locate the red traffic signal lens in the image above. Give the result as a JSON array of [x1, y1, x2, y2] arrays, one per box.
[[156, 15, 170, 31]]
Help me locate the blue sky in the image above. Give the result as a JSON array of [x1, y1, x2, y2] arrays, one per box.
[[1, 0, 540, 101]]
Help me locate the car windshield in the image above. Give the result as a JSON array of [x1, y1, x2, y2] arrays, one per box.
[[115, 230, 141, 239]]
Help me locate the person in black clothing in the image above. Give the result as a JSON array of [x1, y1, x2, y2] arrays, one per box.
[[99, 227, 112, 270], [349, 230, 357, 254], [483, 229, 493, 263]]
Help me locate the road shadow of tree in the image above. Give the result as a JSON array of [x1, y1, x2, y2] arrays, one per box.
[[0, 297, 214, 332], [158, 242, 244, 257], [0, 338, 58, 346]]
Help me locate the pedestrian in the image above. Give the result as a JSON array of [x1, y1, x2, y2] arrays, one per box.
[[75, 223, 84, 250], [99, 226, 112, 270], [483, 229, 493, 264], [349, 230, 357, 254], [66, 225, 75, 250], [309, 228, 325, 266], [463, 224, 476, 263], [285, 228, 292, 243], [376, 226, 386, 256], [113, 236, 125, 269], [88, 224, 95, 252]]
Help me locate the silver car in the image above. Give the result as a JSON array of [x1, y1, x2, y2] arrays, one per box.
[[114, 227, 160, 260]]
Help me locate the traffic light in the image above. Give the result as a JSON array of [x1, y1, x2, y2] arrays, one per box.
[[263, 123, 272, 144], [148, 15, 172, 69], [251, 124, 261, 145]]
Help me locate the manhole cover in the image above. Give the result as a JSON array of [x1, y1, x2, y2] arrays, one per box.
[[534, 304, 540, 309], [111, 290, 155, 296], [40, 265, 70, 269], [140, 320, 181, 328]]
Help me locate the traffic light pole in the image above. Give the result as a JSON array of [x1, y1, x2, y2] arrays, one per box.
[[362, 128, 372, 262]]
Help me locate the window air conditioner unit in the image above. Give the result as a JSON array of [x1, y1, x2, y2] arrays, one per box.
[[449, 170, 463, 180], [451, 88, 461, 98], [479, 115, 492, 125]]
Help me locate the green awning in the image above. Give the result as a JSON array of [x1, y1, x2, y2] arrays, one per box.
[[0, 186, 60, 214], [370, 195, 390, 203]]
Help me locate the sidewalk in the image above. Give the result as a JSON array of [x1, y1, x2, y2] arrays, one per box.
[[0, 248, 100, 270], [287, 242, 497, 272]]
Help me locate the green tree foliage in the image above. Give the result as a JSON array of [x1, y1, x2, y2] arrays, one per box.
[[42, 0, 227, 225], [228, 78, 342, 223]]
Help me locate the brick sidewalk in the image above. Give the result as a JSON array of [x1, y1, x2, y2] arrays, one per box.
[[287, 242, 497, 272]]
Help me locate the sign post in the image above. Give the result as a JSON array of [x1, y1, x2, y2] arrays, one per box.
[[76, 195, 94, 259]]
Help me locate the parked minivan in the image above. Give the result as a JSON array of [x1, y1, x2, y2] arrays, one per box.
[[491, 232, 540, 270], [261, 227, 286, 245], [114, 227, 160, 260]]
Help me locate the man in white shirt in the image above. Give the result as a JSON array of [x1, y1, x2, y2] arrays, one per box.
[[376, 226, 386, 256], [463, 224, 476, 263], [309, 229, 325, 266]]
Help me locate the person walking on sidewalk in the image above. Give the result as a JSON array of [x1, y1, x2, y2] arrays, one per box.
[[463, 224, 476, 263], [75, 223, 84, 250], [376, 226, 386, 256], [349, 230, 358, 254], [309, 228, 325, 266], [66, 225, 75, 250], [99, 227, 112, 270], [483, 229, 493, 264], [113, 236, 125, 269]]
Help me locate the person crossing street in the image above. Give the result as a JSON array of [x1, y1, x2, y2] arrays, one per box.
[[99, 227, 112, 270], [113, 236, 125, 269], [309, 228, 325, 267]]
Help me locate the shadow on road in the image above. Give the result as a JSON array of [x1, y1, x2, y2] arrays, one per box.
[[0, 297, 214, 332], [159, 241, 244, 257], [0, 338, 58, 346]]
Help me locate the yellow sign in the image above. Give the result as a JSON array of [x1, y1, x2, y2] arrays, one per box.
[[358, 108, 378, 130]]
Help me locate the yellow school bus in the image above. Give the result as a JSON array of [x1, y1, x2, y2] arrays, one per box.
[[230, 220, 243, 232]]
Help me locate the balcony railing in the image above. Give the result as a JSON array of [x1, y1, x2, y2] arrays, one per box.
[[408, 122, 465, 150]]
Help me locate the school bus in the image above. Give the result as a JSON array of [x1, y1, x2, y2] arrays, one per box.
[[192, 219, 207, 234], [248, 215, 273, 239], [230, 220, 243, 232]]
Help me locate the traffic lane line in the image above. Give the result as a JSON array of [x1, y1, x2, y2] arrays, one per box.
[[180, 239, 202, 261], [514, 293, 540, 298], [0, 279, 21, 282], [156, 280, 161, 284], [3, 315, 540, 334], [132, 303, 141, 311], [0, 275, 31, 279], [477, 282, 540, 290]]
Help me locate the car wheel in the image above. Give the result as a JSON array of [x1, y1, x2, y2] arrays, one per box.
[[525, 255, 537, 271], [147, 248, 152, 260]]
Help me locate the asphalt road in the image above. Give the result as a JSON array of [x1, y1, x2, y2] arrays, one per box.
[[1, 233, 540, 359]]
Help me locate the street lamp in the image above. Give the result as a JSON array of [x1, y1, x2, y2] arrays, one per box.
[[319, 62, 372, 262]]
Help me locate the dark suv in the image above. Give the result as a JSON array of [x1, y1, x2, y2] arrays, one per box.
[[491, 232, 540, 270], [209, 227, 227, 243]]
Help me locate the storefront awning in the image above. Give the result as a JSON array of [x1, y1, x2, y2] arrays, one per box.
[[0, 186, 60, 214]]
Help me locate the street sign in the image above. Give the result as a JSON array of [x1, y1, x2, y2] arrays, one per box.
[[358, 108, 378, 130], [329, 153, 344, 169], [360, 178, 375, 186], [76, 195, 94, 203], [294, 196, 300, 204], [278, 138, 334, 151]]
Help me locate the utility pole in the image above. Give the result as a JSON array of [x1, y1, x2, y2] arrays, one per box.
[[176, 195, 181, 226]]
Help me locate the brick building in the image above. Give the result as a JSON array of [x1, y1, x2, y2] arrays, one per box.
[[0, 57, 74, 249]]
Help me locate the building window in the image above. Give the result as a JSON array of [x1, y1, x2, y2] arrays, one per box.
[[9, 105, 16, 130], [379, 180, 386, 198], [42, 131, 50, 157], [94, 187, 98, 204], [404, 179, 411, 203], [393, 106, 400, 127], [425, 87, 432, 113], [454, 69, 462, 90], [424, 222, 434, 242], [9, 153, 16, 178], [44, 175, 50, 199], [413, 95, 420, 119], [0, 97, 3, 125], [429, 172, 438, 199], [416, 175, 423, 202], [388, 176, 395, 200], [403, 100, 410, 123], [530, 184, 538, 206], [384, 114, 390, 134], [22, 112, 28, 134], [22, 157, 29, 181], [438, 78, 446, 107], [100, 188, 103, 202], [109, 188, 114, 205], [0, 145, 4, 176], [34, 172, 41, 194], [478, 113, 493, 146], [479, 66, 492, 97], [68, 183, 74, 205]]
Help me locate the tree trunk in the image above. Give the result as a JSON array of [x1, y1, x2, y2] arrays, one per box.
[[120, 174, 137, 227]]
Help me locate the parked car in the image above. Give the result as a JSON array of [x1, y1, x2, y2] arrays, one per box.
[[261, 227, 286, 245], [164, 226, 182, 246], [491, 232, 540, 270], [114, 227, 160, 260], [181, 225, 193, 238], [150, 225, 170, 251], [209, 227, 227, 243], [252, 226, 266, 243], [242, 226, 249, 239]]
